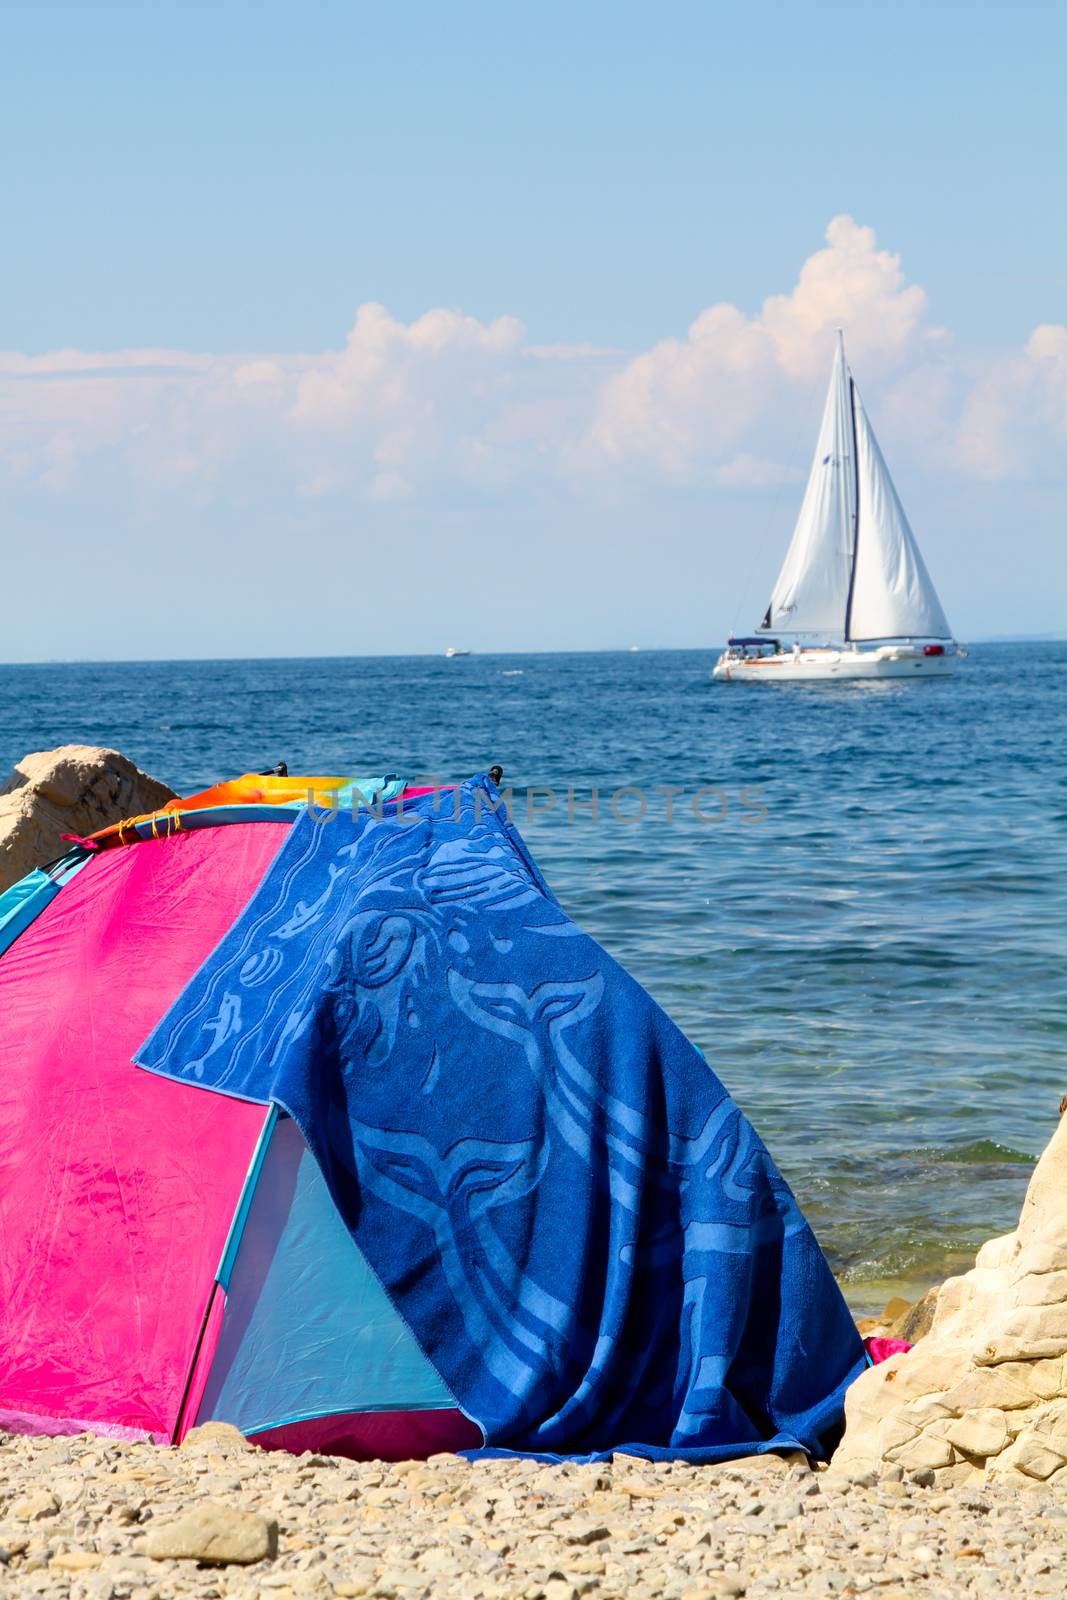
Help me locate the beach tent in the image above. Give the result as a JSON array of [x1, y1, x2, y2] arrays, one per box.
[[0, 770, 865, 1461]]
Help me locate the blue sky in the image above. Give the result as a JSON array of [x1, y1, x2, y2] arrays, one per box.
[[3, 1, 1065, 658]]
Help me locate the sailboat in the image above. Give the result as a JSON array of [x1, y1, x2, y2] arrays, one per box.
[[713, 332, 963, 682]]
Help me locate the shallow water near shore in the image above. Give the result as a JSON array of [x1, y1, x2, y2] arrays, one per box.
[[2, 641, 1065, 1313]]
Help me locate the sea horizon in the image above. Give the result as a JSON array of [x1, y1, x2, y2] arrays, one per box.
[[4, 633, 1065, 669]]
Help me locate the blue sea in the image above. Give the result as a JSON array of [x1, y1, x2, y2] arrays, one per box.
[[3, 643, 1065, 1313]]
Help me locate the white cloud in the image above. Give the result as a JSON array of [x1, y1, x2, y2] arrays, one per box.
[[0, 218, 1063, 503], [761, 215, 931, 377], [283, 303, 532, 498], [954, 323, 1067, 480], [0, 348, 210, 379], [289, 303, 524, 434], [233, 359, 285, 389], [586, 214, 936, 478]]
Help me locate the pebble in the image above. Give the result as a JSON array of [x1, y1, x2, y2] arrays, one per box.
[[143, 1501, 279, 1564], [0, 1432, 1064, 1596], [11, 1490, 60, 1521]]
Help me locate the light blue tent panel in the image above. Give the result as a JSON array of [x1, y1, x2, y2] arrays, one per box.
[[197, 1114, 457, 1436], [0, 854, 97, 958], [0, 870, 58, 958]]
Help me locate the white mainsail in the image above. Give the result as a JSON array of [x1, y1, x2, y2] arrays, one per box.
[[760, 336, 854, 635], [847, 389, 952, 641], [759, 333, 952, 643]]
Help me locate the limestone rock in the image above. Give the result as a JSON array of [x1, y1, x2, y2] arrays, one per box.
[[889, 1284, 939, 1343], [989, 1432, 1067, 1482], [144, 1501, 278, 1564], [708, 1450, 809, 1474], [0, 745, 175, 891], [179, 1421, 254, 1454], [11, 1490, 60, 1521], [944, 1409, 1010, 1460], [888, 1433, 954, 1472], [832, 1110, 1067, 1486], [50, 1550, 104, 1572]]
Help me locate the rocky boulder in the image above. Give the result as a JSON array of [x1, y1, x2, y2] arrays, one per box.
[[0, 745, 175, 892], [832, 1109, 1067, 1488], [143, 1502, 278, 1565]]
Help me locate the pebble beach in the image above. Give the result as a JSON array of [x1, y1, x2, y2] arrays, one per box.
[[4, 2, 1065, 1589], [2, 1422, 1065, 1600]]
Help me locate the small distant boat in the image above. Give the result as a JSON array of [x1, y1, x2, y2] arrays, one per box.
[[444, 648, 470, 659], [713, 332, 964, 683]]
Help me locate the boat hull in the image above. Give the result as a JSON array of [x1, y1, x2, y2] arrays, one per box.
[[712, 647, 961, 683]]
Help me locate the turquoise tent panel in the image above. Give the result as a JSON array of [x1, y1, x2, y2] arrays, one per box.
[[197, 1114, 458, 1436], [0, 869, 62, 958], [0, 856, 95, 959]]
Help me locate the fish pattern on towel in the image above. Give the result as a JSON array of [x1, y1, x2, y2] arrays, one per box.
[[137, 777, 864, 1461]]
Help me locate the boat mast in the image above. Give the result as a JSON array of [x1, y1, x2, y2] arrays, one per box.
[[841, 330, 861, 644]]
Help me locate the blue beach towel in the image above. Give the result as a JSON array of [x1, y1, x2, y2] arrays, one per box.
[[137, 777, 865, 1460]]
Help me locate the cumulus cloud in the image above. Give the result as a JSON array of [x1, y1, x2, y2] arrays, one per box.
[[586, 215, 936, 477], [0, 217, 1063, 502], [0, 346, 240, 489], [290, 304, 524, 430], [286, 303, 529, 498], [954, 323, 1067, 480], [761, 215, 931, 377]]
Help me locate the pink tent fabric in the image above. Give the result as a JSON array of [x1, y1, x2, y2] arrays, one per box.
[[0, 823, 288, 1442], [249, 1408, 482, 1460], [864, 1336, 912, 1365]]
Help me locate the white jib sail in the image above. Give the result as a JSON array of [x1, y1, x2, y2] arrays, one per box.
[[847, 389, 953, 641], [761, 335, 854, 635]]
